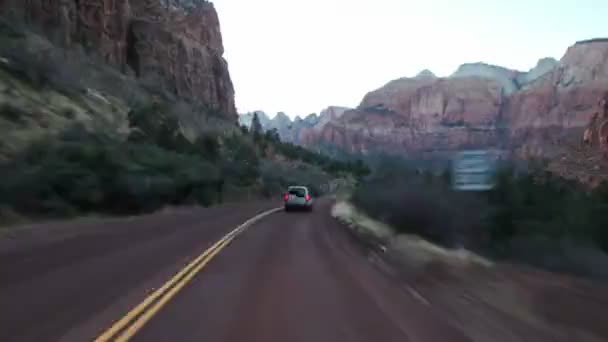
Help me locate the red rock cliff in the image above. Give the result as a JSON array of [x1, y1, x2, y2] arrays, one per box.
[[0, 0, 236, 119], [302, 74, 507, 156], [504, 40, 608, 158], [302, 40, 608, 166]]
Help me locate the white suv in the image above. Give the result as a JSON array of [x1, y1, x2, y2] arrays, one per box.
[[283, 186, 314, 212]]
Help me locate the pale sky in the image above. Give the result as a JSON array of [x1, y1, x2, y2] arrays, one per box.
[[213, 0, 607, 118]]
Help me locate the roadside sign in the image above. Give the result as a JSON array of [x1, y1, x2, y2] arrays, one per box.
[[452, 150, 496, 191]]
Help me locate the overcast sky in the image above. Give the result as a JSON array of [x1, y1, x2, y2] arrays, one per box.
[[213, 0, 607, 118]]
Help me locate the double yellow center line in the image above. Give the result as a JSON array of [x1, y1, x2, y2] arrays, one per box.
[[95, 207, 281, 341]]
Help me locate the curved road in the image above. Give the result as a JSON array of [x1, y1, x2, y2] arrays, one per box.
[[1, 199, 469, 342]]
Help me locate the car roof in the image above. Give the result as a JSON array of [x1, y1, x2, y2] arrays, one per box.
[[287, 186, 308, 191]]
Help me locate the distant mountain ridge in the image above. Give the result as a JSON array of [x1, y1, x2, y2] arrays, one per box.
[[247, 38, 608, 185], [239, 107, 351, 144]]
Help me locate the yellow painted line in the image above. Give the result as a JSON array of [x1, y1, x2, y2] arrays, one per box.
[[94, 232, 230, 341], [115, 234, 235, 341], [95, 207, 282, 342]]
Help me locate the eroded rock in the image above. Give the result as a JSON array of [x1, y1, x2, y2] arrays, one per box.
[[1, 0, 236, 119]]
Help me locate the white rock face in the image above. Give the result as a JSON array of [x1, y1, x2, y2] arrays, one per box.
[[448, 59, 559, 94], [238, 111, 271, 128], [516, 57, 558, 87], [415, 69, 437, 79], [316, 106, 350, 131], [303, 113, 320, 125], [558, 40, 608, 86], [450, 62, 520, 94], [273, 112, 292, 128]]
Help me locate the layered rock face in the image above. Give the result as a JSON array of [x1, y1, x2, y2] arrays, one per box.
[[504, 40, 608, 159], [0, 0, 236, 119], [304, 76, 509, 156], [302, 39, 608, 174], [238, 107, 352, 145], [299, 106, 349, 145], [239, 111, 308, 144]]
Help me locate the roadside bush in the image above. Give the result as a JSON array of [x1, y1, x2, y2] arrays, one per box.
[[352, 175, 486, 248], [259, 160, 331, 198], [194, 134, 220, 161], [127, 102, 191, 151], [352, 161, 608, 278], [483, 169, 607, 253], [0, 126, 222, 217], [222, 134, 260, 187], [265, 135, 370, 178]]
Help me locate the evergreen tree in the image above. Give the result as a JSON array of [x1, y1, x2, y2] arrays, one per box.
[[251, 112, 263, 140]]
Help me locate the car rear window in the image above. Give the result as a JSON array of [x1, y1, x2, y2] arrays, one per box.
[[288, 188, 306, 197]]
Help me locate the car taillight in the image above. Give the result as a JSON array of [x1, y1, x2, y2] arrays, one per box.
[[284, 193, 289, 201], [305, 194, 311, 201]]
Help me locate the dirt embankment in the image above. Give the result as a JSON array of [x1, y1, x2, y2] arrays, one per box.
[[332, 201, 608, 342]]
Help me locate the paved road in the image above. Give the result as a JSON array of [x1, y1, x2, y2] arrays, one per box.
[[1, 199, 469, 342]]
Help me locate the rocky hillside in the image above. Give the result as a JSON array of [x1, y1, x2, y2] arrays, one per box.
[[239, 107, 351, 145], [0, 0, 236, 119], [297, 39, 608, 184]]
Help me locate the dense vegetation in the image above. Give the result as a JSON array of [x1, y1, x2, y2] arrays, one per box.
[[352, 161, 608, 278], [248, 113, 370, 179], [0, 18, 369, 223], [0, 101, 368, 222]]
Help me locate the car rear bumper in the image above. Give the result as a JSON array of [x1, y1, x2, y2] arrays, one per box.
[[284, 202, 313, 211]]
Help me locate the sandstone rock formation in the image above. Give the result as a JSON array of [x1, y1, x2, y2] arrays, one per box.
[[238, 107, 353, 145], [304, 106, 349, 133], [450, 63, 521, 95], [516, 58, 558, 87], [449, 59, 558, 95], [301, 76, 507, 157], [272, 112, 292, 136], [583, 95, 608, 149], [415, 69, 437, 79], [242, 111, 299, 143], [0, 0, 236, 119], [300, 38, 608, 183], [302, 113, 321, 126], [504, 39, 608, 161]]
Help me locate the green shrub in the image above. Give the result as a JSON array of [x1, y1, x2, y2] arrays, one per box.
[[0, 126, 222, 217], [352, 161, 608, 278], [259, 160, 330, 198], [268, 137, 369, 178], [194, 134, 220, 161], [127, 102, 191, 151], [222, 134, 260, 186], [352, 176, 485, 247]]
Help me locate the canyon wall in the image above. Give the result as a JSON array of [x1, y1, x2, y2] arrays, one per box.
[[302, 39, 606, 165], [1, 0, 236, 119]]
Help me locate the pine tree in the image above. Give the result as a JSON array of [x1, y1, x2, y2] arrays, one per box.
[[251, 112, 263, 140]]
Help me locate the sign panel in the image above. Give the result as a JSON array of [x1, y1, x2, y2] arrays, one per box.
[[452, 150, 496, 191]]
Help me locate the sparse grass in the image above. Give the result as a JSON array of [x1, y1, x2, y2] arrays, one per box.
[[331, 201, 393, 242], [332, 200, 491, 267]]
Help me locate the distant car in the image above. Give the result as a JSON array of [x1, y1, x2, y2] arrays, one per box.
[[284, 186, 314, 212]]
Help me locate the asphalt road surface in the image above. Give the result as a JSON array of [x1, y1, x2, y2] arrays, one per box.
[[1, 199, 471, 342]]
